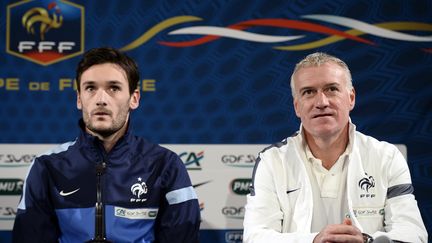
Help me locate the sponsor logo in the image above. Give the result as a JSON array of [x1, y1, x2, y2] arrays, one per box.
[[114, 206, 158, 220], [225, 231, 243, 243], [179, 151, 204, 170], [230, 178, 252, 195], [192, 180, 211, 189], [130, 177, 148, 202], [358, 172, 376, 198], [359, 173, 375, 192], [353, 207, 384, 218], [221, 154, 256, 168], [192, 180, 211, 211], [286, 188, 300, 194], [59, 188, 80, 197], [7, 0, 84, 65], [221, 206, 245, 219], [0, 205, 17, 220], [0, 179, 24, 195], [0, 153, 35, 167]]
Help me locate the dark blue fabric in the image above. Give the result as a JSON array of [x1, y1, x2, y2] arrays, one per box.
[[12, 120, 200, 243]]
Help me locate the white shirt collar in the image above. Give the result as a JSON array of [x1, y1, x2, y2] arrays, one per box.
[[299, 119, 356, 165]]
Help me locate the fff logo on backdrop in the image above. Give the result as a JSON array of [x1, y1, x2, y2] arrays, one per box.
[[6, 0, 84, 65]]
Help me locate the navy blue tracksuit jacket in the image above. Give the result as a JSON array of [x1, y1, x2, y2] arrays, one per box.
[[12, 121, 200, 242]]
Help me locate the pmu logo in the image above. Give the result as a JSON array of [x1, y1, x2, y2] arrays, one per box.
[[179, 151, 204, 170], [231, 178, 252, 195], [7, 0, 84, 65], [0, 179, 24, 195]]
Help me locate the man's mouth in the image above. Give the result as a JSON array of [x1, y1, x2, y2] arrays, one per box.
[[92, 110, 111, 116], [312, 113, 332, 119]]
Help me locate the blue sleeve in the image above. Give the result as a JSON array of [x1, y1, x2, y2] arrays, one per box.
[[12, 158, 60, 243], [154, 152, 201, 243]]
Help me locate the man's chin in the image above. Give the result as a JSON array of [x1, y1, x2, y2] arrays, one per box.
[[87, 125, 116, 138], [305, 122, 337, 135]]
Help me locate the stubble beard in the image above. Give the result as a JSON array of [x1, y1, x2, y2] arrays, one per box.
[[84, 110, 129, 138]]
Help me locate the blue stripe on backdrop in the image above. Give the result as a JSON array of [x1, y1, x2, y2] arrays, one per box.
[[0, 230, 241, 243], [0, 231, 11, 243]]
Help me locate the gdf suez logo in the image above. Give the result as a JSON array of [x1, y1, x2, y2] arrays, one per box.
[[230, 178, 252, 195], [179, 151, 204, 170], [221, 154, 256, 168], [221, 206, 245, 219], [7, 0, 84, 65]]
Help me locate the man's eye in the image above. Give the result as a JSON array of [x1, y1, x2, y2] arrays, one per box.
[[85, 86, 94, 91], [110, 86, 120, 92], [302, 90, 313, 96]]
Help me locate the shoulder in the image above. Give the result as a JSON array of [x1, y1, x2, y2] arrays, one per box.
[[253, 134, 302, 174], [25, 141, 76, 174], [36, 140, 76, 161], [131, 136, 181, 164], [133, 136, 175, 156], [353, 131, 405, 171], [259, 133, 300, 158], [354, 131, 400, 156]]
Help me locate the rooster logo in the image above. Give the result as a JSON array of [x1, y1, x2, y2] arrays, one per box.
[[131, 177, 148, 199], [358, 173, 375, 192], [22, 2, 63, 40]]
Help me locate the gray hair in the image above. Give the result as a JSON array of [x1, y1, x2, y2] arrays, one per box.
[[290, 52, 353, 97]]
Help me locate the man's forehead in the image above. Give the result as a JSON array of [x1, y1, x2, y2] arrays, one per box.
[[80, 64, 128, 83], [82, 63, 126, 77], [295, 64, 347, 83]]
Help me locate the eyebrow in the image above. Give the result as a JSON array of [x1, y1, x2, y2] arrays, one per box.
[[81, 80, 95, 86], [106, 80, 124, 86], [81, 80, 124, 86], [298, 82, 341, 92], [298, 86, 314, 94]]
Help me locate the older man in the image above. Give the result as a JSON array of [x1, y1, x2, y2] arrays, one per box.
[[243, 52, 427, 243]]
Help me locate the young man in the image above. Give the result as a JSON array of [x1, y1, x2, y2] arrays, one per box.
[[243, 52, 427, 243], [13, 47, 200, 243]]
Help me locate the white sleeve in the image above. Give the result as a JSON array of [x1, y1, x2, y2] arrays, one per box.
[[373, 146, 428, 243], [243, 150, 317, 243]]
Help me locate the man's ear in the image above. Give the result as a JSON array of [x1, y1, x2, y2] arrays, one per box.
[[293, 97, 301, 118], [129, 89, 140, 110], [77, 91, 82, 110], [349, 88, 356, 111]]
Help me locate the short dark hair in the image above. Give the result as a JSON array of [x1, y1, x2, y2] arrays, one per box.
[[75, 47, 140, 94]]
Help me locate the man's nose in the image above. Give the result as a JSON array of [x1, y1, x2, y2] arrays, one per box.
[[315, 91, 329, 109], [96, 90, 108, 106]]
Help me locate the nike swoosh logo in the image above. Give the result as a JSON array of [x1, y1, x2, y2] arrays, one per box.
[[59, 188, 80, 196], [286, 188, 300, 194], [192, 180, 212, 188]]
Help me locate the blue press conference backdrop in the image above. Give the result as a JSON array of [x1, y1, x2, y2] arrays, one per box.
[[1, 0, 431, 242]]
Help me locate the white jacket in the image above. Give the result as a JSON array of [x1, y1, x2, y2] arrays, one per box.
[[244, 123, 427, 243]]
